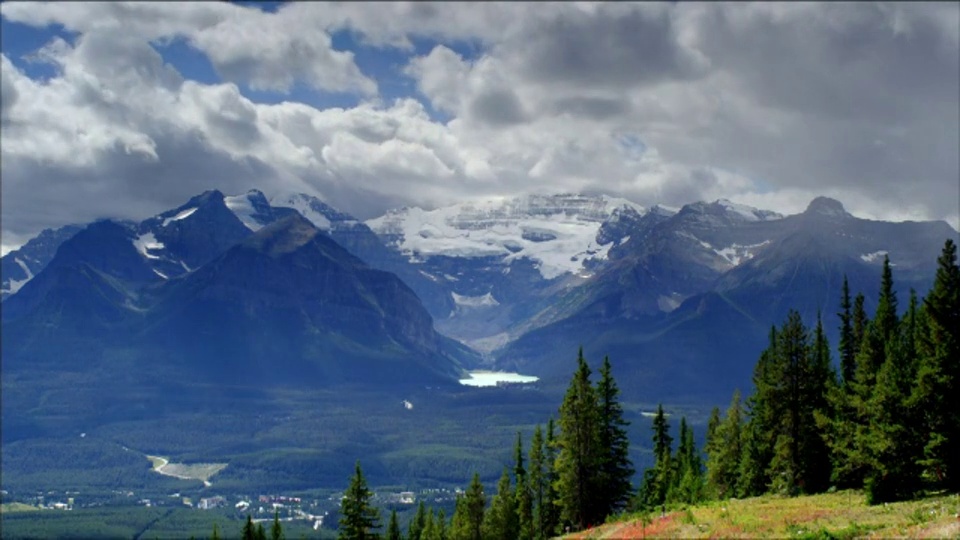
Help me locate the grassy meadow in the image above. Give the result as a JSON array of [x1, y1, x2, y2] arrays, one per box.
[[567, 490, 960, 539]]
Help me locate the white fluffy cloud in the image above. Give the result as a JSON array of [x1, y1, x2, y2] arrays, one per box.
[[1, 1, 957, 254]]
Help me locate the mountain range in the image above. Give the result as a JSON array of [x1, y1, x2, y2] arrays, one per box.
[[2, 189, 956, 406]]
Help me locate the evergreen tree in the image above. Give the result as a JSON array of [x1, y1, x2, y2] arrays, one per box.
[[637, 403, 673, 508], [913, 239, 960, 491], [764, 310, 831, 495], [422, 509, 439, 540], [705, 407, 721, 453], [386, 510, 402, 540], [449, 473, 485, 540], [670, 417, 703, 504], [436, 509, 447, 540], [596, 356, 635, 516], [528, 425, 547, 540], [210, 522, 220, 540], [243, 515, 256, 540], [706, 391, 742, 499], [554, 348, 602, 531], [482, 468, 518, 540], [542, 419, 560, 538], [737, 328, 777, 497], [408, 501, 427, 540], [838, 276, 856, 387], [339, 461, 381, 540], [256, 523, 266, 540], [512, 432, 533, 540], [852, 293, 867, 356], [271, 510, 284, 540]]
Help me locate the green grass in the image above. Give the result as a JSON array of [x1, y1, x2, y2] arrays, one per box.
[[0, 502, 40, 513], [568, 490, 960, 539]]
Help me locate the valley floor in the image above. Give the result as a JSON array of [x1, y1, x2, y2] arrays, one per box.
[[566, 490, 960, 539]]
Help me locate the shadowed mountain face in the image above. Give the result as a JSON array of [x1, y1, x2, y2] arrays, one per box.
[[2, 191, 955, 409], [495, 198, 957, 404], [2, 213, 471, 391]]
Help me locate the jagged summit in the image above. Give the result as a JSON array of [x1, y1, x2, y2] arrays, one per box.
[[804, 196, 851, 218]]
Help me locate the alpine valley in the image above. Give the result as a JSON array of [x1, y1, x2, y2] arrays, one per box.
[[1, 188, 956, 528]]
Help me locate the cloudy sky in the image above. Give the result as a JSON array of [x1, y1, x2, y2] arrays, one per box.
[[1, 1, 958, 255]]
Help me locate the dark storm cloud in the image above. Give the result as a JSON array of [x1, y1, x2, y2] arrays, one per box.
[[469, 88, 527, 126], [515, 3, 707, 89]]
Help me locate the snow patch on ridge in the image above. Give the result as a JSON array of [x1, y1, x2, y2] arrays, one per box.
[[224, 194, 264, 231], [5, 258, 34, 295], [133, 232, 164, 260], [713, 240, 772, 266], [161, 207, 197, 227]]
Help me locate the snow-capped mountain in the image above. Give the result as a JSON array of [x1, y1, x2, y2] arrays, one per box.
[[1, 224, 83, 300], [367, 194, 644, 280]]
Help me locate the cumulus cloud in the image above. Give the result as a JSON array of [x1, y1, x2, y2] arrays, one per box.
[[0, 1, 957, 253]]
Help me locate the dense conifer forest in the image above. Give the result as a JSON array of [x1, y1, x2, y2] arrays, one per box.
[[323, 238, 958, 540]]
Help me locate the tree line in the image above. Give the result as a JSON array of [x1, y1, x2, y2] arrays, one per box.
[[700, 239, 959, 504], [226, 238, 958, 539], [337, 354, 635, 539]]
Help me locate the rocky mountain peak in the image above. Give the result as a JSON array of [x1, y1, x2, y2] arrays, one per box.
[[804, 196, 851, 218]]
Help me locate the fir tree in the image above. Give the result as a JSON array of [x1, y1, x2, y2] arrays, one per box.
[[271, 510, 284, 540], [243, 515, 256, 540], [386, 510, 402, 540], [256, 523, 266, 540], [706, 391, 742, 499], [482, 468, 518, 540], [210, 523, 220, 540], [637, 403, 673, 508], [449, 473, 485, 540], [913, 239, 960, 490], [542, 419, 560, 538], [339, 461, 381, 540], [436, 509, 447, 540], [838, 276, 856, 387], [528, 425, 547, 540], [737, 328, 777, 497], [513, 432, 533, 540], [554, 348, 602, 531], [422, 509, 439, 540], [408, 501, 427, 540], [596, 356, 635, 516]]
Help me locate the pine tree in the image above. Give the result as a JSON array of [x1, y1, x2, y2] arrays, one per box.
[[408, 501, 427, 540], [542, 419, 560, 538], [765, 310, 831, 496], [386, 510, 402, 540], [852, 293, 867, 355], [596, 356, 635, 517], [512, 432, 533, 540], [670, 417, 703, 504], [210, 522, 221, 540], [528, 425, 547, 540], [436, 509, 447, 540], [271, 510, 284, 540], [636, 403, 673, 509], [737, 328, 777, 497], [422, 509, 439, 540], [449, 473, 484, 540], [706, 391, 742, 499], [256, 523, 266, 540], [838, 276, 856, 387], [243, 515, 256, 540], [913, 239, 960, 490], [554, 348, 602, 531], [482, 468, 518, 540], [339, 461, 381, 540]]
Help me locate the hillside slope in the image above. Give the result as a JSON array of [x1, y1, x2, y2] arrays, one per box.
[[565, 491, 960, 539]]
